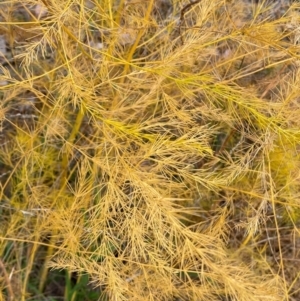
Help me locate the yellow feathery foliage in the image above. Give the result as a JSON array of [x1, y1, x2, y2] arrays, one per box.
[[0, 0, 299, 300]]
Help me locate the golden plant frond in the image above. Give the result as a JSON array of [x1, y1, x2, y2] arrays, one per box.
[[0, 0, 300, 300]]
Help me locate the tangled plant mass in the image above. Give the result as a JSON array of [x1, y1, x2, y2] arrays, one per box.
[[0, 0, 300, 300]]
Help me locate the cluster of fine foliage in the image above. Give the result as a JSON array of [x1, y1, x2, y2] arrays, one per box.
[[0, 0, 300, 300]]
